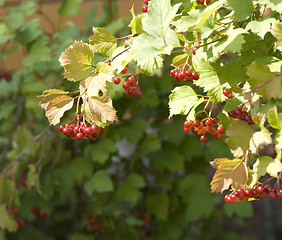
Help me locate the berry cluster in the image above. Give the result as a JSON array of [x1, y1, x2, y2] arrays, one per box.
[[199, 0, 211, 5], [114, 75, 143, 97], [8, 208, 26, 229], [183, 118, 225, 141], [228, 108, 255, 125], [224, 185, 282, 204], [222, 89, 232, 101], [170, 69, 199, 82], [84, 214, 105, 233], [31, 206, 50, 221], [142, 0, 150, 13], [59, 121, 102, 141], [0, 72, 12, 82]]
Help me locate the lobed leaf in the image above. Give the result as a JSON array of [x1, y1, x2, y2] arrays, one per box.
[[210, 158, 248, 193], [89, 27, 117, 57], [38, 89, 69, 110], [59, 41, 94, 82], [268, 106, 282, 129], [45, 95, 74, 126], [84, 170, 113, 195]]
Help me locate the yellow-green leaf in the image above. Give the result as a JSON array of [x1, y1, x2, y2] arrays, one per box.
[[87, 96, 118, 124], [59, 41, 94, 82], [38, 89, 69, 110], [210, 158, 248, 193], [46, 95, 74, 125], [249, 129, 272, 155]]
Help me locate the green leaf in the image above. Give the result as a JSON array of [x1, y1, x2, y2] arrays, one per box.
[[271, 21, 282, 51], [89, 28, 117, 57], [27, 164, 39, 190], [268, 106, 282, 129], [275, 130, 282, 157], [128, 7, 146, 36], [85, 138, 116, 164], [192, 56, 224, 103], [59, 0, 83, 16], [171, 53, 188, 67], [217, 62, 246, 86], [59, 41, 94, 82], [84, 170, 113, 195], [210, 158, 248, 193], [68, 157, 93, 180], [194, 1, 223, 30], [115, 174, 145, 204], [0, 101, 17, 120], [118, 118, 148, 144], [246, 18, 275, 39], [174, 10, 200, 32], [0, 0, 6, 6], [179, 174, 214, 222], [224, 201, 253, 217], [139, 133, 161, 154], [145, 192, 169, 220], [4, 12, 25, 31], [246, 62, 282, 100], [225, 121, 256, 157], [213, 28, 248, 54], [168, 86, 200, 118], [0, 204, 18, 232], [142, 0, 181, 39], [250, 156, 282, 187], [152, 149, 184, 173], [15, 127, 40, 156], [15, 19, 42, 44], [225, 0, 254, 21], [22, 37, 50, 68], [45, 95, 74, 126], [85, 1, 99, 27]]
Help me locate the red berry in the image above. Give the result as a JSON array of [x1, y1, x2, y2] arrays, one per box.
[[83, 127, 92, 135], [114, 77, 121, 84], [256, 185, 265, 194], [244, 189, 253, 197], [183, 127, 191, 133], [217, 126, 225, 134], [206, 0, 211, 4], [144, 0, 149, 4], [142, 5, 148, 12], [131, 84, 140, 93], [215, 133, 223, 140], [62, 127, 71, 136], [184, 121, 191, 128], [268, 191, 277, 199], [225, 97, 231, 101], [192, 72, 199, 80], [135, 90, 143, 97], [75, 133, 84, 140], [170, 69, 177, 76], [185, 70, 192, 76], [222, 89, 230, 97], [91, 124, 101, 134], [212, 117, 219, 125], [193, 121, 200, 128], [127, 76, 136, 85], [74, 126, 80, 133], [121, 66, 128, 73], [123, 81, 130, 89], [58, 125, 65, 132], [205, 119, 213, 126], [224, 194, 232, 203], [199, 0, 205, 4], [200, 135, 207, 142], [236, 188, 245, 199]]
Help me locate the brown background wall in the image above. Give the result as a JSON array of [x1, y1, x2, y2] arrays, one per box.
[[0, 0, 143, 71]]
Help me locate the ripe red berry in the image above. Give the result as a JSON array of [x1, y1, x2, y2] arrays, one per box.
[[217, 126, 225, 134], [222, 89, 230, 97], [192, 72, 199, 80], [244, 189, 252, 197], [83, 127, 92, 135], [184, 121, 191, 128], [135, 90, 143, 97], [205, 119, 213, 126], [183, 127, 191, 133], [131, 84, 140, 92], [200, 135, 207, 142], [268, 191, 277, 199], [224, 194, 232, 203], [121, 66, 128, 73], [58, 125, 65, 132], [144, 0, 149, 4], [236, 188, 245, 199], [91, 124, 101, 133], [185, 70, 192, 76], [127, 76, 136, 85], [170, 69, 177, 76], [62, 127, 71, 136], [256, 185, 265, 194], [123, 81, 130, 89], [114, 77, 121, 84], [199, 0, 205, 4], [193, 121, 200, 128], [142, 5, 148, 12], [75, 133, 84, 140], [206, 0, 211, 4], [212, 117, 219, 125]]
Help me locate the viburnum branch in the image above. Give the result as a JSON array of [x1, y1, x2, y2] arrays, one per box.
[[251, 74, 281, 93], [108, 46, 131, 62]]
